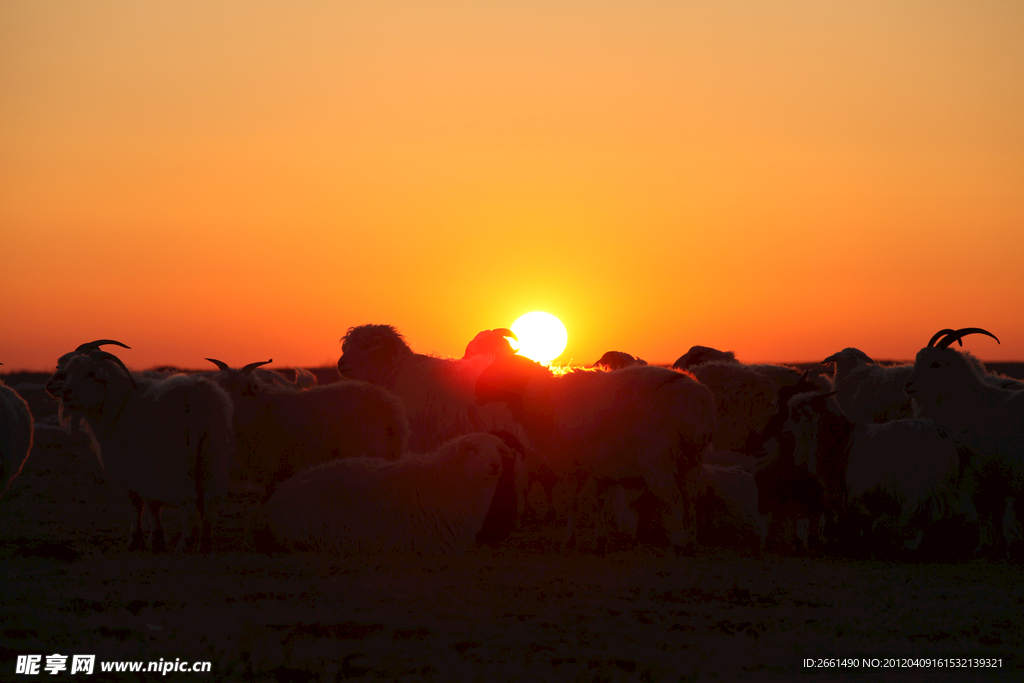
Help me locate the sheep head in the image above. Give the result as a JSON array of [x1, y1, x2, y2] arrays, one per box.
[[450, 433, 508, 486], [205, 358, 273, 397], [904, 328, 1000, 407], [58, 352, 135, 418], [592, 351, 648, 371], [673, 345, 735, 370], [46, 339, 132, 397], [338, 324, 412, 386], [821, 348, 875, 374], [783, 391, 838, 472], [475, 354, 551, 416], [463, 328, 517, 360]]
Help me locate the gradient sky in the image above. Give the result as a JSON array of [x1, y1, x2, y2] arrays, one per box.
[[3, 1, 1023, 371]]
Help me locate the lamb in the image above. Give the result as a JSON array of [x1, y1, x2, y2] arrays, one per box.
[[251, 433, 520, 555], [475, 355, 716, 554], [204, 358, 410, 499], [53, 347, 234, 552], [904, 327, 1024, 556], [337, 324, 529, 453], [1, 363, 34, 494], [592, 351, 647, 371]]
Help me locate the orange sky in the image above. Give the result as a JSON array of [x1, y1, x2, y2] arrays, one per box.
[[2, 1, 1023, 371]]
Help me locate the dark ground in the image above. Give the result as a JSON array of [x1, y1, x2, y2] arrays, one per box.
[[2, 366, 1022, 682]]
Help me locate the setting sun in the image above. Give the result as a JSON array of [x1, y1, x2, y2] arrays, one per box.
[[510, 312, 568, 364]]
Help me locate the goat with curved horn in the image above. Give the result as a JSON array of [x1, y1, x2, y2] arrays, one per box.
[[76, 339, 131, 353], [241, 360, 273, 375], [936, 328, 1000, 349], [905, 326, 1021, 557], [90, 351, 136, 389], [927, 329, 957, 348]]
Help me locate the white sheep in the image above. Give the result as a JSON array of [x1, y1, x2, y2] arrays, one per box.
[[251, 433, 520, 555], [673, 347, 831, 453], [845, 418, 976, 555], [54, 348, 234, 552], [204, 358, 411, 499], [690, 361, 778, 453], [904, 327, 1024, 556], [821, 348, 914, 424], [337, 324, 529, 453], [45, 339, 133, 435], [475, 356, 716, 555], [1, 363, 34, 494], [774, 388, 978, 557], [293, 367, 317, 389], [823, 333, 1022, 426]]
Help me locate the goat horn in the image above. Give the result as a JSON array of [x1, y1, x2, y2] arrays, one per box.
[[205, 358, 231, 372], [91, 351, 136, 389], [927, 329, 957, 348], [937, 328, 1000, 349], [75, 339, 131, 353], [240, 359, 273, 375]]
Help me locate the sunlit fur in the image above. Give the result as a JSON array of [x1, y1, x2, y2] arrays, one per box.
[[0, 374, 33, 494], [253, 433, 515, 555], [475, 355, 716, 554], [55, 353, 234, 552]]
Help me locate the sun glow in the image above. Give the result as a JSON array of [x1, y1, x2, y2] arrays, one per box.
[[510, 312, 568, 364]]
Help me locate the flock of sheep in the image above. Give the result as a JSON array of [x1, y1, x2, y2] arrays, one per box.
[[1, 325, 1022, 561]]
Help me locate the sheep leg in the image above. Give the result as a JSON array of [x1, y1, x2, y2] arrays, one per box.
[[197, 496, 214, 555], [573, 477, 606, 555], [149, 501, 166, 553], [560, 475, 582, 554], [126, 490, 146, 551], [640, 456, 698, 556], [176, 503, 199, 552]]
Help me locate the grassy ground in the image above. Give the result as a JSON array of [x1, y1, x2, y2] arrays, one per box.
[[2, 435, 1021, 682]]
